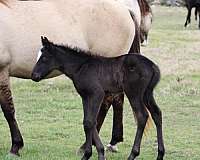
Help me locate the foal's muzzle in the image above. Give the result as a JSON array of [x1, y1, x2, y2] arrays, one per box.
[[31, 73, 42, 82]]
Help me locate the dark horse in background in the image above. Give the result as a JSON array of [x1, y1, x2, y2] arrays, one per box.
[[32, 37, 165, 160], [184, 0, 200, 29]]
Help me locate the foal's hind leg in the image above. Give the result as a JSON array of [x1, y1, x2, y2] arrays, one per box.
[[125, 94, 149, 160], [0, 67, 23, 156], [144, 92, 165, 160]]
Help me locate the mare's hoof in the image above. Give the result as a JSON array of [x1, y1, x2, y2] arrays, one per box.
[[106, 144, 118, 152]]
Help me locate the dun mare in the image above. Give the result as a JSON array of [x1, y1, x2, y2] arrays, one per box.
[[32, 37, 165, 160], [0, 0, 140, 156]]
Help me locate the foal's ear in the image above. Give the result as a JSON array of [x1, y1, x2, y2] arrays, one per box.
[[41, 36, 51, 47]]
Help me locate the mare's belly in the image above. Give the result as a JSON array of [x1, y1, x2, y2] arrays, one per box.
[[4, 1, 87, 78]]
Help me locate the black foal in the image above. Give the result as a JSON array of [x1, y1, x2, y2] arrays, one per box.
[[32, 37, 165, 160]]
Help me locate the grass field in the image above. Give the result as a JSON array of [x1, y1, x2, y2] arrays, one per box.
[[0, 6, 200, 160]]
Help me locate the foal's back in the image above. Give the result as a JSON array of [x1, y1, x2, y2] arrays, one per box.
[[79, 53, 156, 93]]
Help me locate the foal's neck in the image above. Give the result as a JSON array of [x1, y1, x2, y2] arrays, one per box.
[[55, 45, 91, 78]]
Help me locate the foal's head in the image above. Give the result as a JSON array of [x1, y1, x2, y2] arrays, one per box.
[[31, 36, 60, 82]]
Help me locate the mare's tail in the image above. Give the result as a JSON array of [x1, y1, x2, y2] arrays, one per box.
[[128, 10, 141, 54]]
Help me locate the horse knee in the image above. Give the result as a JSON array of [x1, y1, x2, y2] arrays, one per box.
[[83, 120, 95, 131], [97, 145, 105, 155], [154, 109, 162, 127], [137, 110, 149, 127]]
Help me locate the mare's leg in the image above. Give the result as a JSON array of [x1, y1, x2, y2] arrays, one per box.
[[144, 92, 165, 160], [81, 90, 105, 160], [185, 8, 192, 27], [125, 88, 148, 160], [109, 93, 124, 146], [96, 94, 113, 132], [0, 67, 23, 155], [106, 93, 124, 152]]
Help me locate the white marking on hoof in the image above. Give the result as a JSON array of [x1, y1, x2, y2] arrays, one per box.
[[106, 144, 118, 152], [36, 49, 42, 62], [76, 147, 84, 156]]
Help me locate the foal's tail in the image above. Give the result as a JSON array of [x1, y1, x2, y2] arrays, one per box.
[[143, 63, 161, 134], [128, 10, 141, 54]]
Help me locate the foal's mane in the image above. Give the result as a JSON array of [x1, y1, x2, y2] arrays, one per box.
[[137, 0, 152, 16], [54, 43, 104, 59]]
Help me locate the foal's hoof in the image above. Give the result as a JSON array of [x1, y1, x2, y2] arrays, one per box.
[[127, 154, 135, 160], [76, 144, 86, 156], [99, 155, 106, 160], [9, 140, 24, 157], [106, 144, 118, 152], [5, 153, 20, 160], [157, 154, 164, 160], [9, 144, 24, 157]]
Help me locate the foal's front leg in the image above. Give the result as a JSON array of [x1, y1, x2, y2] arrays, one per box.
[[81, 91, 105, 160], [125, 93, 149, 160]]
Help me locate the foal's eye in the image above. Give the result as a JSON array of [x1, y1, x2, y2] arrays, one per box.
[[42, 56, 48, 62]]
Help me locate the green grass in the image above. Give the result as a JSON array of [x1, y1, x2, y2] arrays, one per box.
[[1, 6, 200, 160]]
